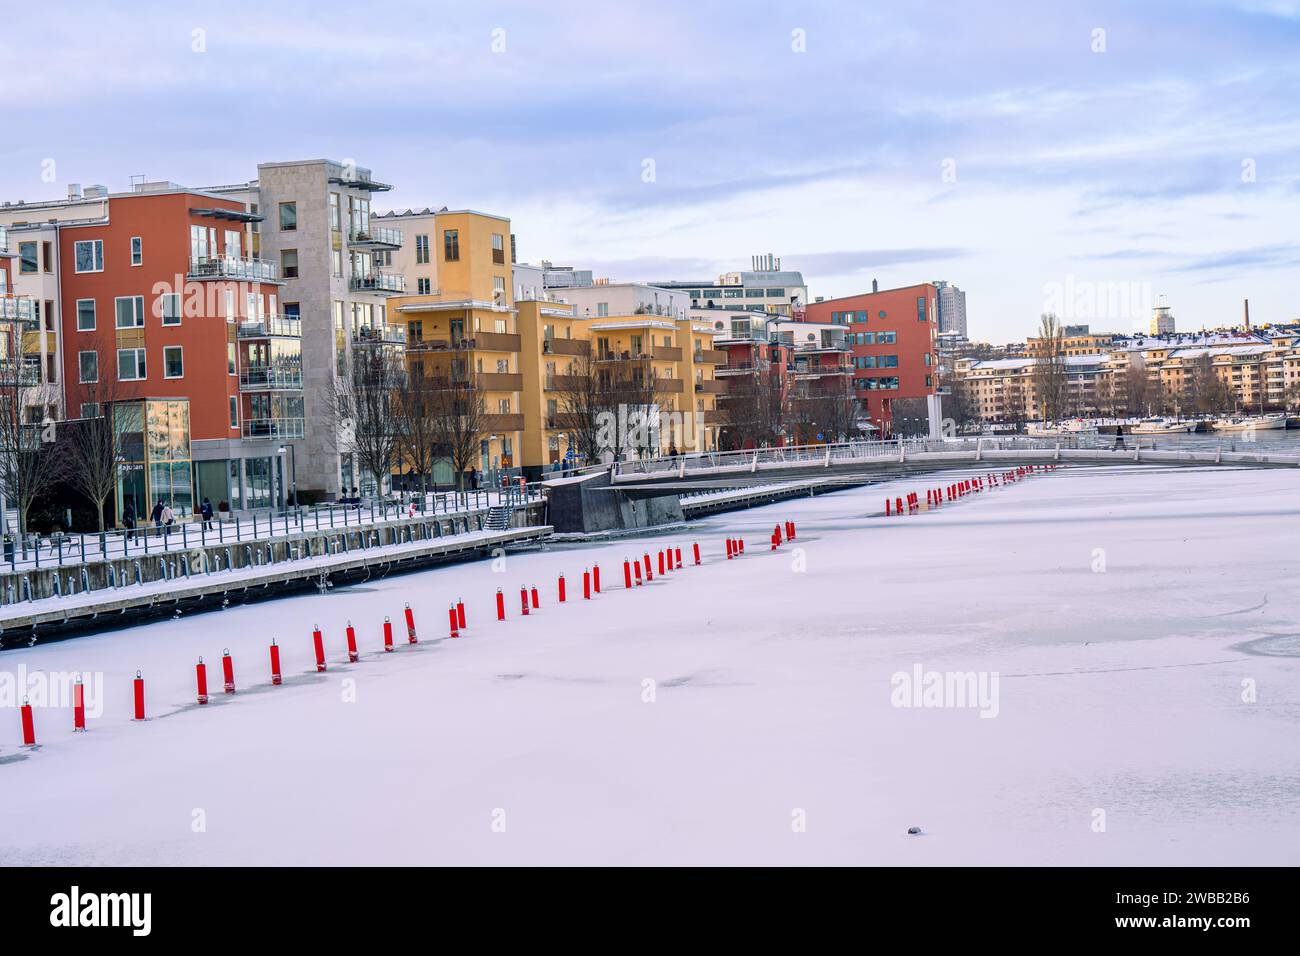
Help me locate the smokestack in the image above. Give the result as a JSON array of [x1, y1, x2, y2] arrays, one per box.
[[872, 278, 878, 293], [1243, 298, 1250, 330]]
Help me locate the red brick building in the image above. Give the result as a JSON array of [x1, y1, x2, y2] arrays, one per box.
[[803, 283, 940, 436]]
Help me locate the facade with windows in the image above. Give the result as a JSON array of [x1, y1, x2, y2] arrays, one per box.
[[650, 255, 809, 318]]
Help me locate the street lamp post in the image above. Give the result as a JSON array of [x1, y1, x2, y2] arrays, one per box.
[[277, 443, 297, 509]]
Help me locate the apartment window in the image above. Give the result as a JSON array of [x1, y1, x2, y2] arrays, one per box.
[[917, 297, 927, 322], [498, 398, 510, 414], [74, 239, 104, 273], [417, 278, 431, 295], [42, 241, 53, 273], [117, 347, 146, 381], [162, 345, 184, 378], [331, 248, 343, 277], [229, 396, 238, 428], [160, 292, 182, 325], [78, 351, 99, 383], [597, 302, 609, 317], [225, 289, 236, 322], [115, 295, 145, 329], [329, 193, 341, 232], [130, 236, 143, 266], [415, 234, 429, 264], [879, 331, 897, 345], [492, 233, 505, 264], [228, 342, 237, 375], [281, 249, 299, 279], [279, 202, 297, 231], [76, 299, 96, 331], [493, 276, 505, 300], [18, 242, 38, 274], [81, 403, 101, 419], [443, 229, 459, 261], [924, 352, 932, 366]]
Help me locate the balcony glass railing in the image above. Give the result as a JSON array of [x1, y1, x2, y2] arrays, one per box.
[[239, 367, 304, 390], [0, 361, 41, 386], [0, 295, 38, 325], [242, 417, 305, 440], [237, 315, 302, 338], [188, 256, 279, 282], [352, 323, 407, 345], [349, 272, 406, 294], [347, 226, 404, 248]]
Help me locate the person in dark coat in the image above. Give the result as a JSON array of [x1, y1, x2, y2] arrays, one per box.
[[122, 499, 137, 541], [470, 468, 480, 490], [1114, 424, 1126, 450], [150, 500, 164, 534], [200, 497, 214, 530]]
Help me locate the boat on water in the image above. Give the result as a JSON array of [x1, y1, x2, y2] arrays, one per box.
[[1025, 419, 1099, 438], [1129, 418, 1196, 435], [1211, 412, 1288, 432]]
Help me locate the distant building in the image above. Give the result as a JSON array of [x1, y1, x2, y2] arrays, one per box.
[[651, 254, 809, 318], [932, 280, 968, 338], [1150, 295, 1175, 335], [540, 261, 593, 289]]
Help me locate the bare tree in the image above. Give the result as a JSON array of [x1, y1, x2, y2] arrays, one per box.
[[721, 369, 786, 449], [62, 377, 125, 530], [328, 345, 405, 497], [554, 353, 608, 465], [429, 371, 488, 493], [0, 341, 63, 539], [392, 371, 441, 496], [1124, 363, 1149, 417], [1032, 312, 1068, 422]]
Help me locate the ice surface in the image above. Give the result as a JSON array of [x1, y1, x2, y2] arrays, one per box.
[[0, 464, 1296, 866]]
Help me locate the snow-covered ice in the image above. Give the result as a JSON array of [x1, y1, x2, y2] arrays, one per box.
[[1, 464, 1297, 866]]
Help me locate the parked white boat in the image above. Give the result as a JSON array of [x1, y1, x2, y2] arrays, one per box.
[[1026, 420, 1098, 438], [1211, 413, 1288, 432], [1129, 418, 1196, 435]]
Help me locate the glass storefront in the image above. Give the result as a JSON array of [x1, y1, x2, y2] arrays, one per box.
[[114, 399, 193, 523]]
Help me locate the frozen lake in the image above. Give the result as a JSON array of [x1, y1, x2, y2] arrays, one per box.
[[1, 463, 1297, 865]]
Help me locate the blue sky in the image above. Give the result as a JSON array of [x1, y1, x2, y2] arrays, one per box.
[[3, 0, 1298, 342]]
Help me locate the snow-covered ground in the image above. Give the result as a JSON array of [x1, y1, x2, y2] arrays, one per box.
[[1, 464, 1297, 866]]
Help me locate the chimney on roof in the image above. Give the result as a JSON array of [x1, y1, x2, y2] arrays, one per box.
[[1243, 298, 1250, 330], [872, 278, 878, 293]]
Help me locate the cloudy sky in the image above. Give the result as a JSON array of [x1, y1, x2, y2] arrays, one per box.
[[3, 0, 1297, 342]]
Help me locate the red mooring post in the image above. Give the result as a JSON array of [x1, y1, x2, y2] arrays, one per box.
[[384, 616, 395, 650], [133, 670, 146, 719], [558, 574, 567, 603], [674, 547, 682, 569], [20, 697, 35, 746], [346, 622, 359, 663], [222, 649, 236, 694], [270, 640, 283, 684], [530, 586, 540, 610], [770, 531, 777, 551], [313, 626, 327, 671], [583, 569, 591, 599], [643, 553, 653, 581], [73, 676, 86, 732], [405, 604, 418, 644], [623, 559, 633, 589], [634, 561, 643, 585], [449, 605, 460, 638], [738, 539, 745, 555], [495, 590, 506, 622], [693, 542, 701, 565], [658, 550, 665, 576], [521, 586, 530, 615], [593, 564, 601, 593], [196, 658, 209, 705], [726, 538, 734, 558], [456, 599, 466, 631]]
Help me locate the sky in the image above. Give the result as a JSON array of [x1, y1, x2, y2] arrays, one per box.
[[2, 0, 1298, 343]]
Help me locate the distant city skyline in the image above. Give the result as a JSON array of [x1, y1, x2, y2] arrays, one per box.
[[2, 0, 1297, 343]]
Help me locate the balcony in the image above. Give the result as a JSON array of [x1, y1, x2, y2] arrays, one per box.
[[0, 361, 40, 387], [656, 378, 685, 394], [237, 315, 302, 339], [239, 367, 304, 391], [714, 364, 759, 376], [407, 331, 520, 353], [544, 373, 584, 392], [542, 337, 589, 357], [652, 345, 683, 362], [481, 413, 525, 432], [349, 272, 406, 294], [694, 348, 729, 364], [0, 294, 37, 326], [477, 372, 523, 391], [242, 417, 305, 440], [188, 256, 281, 283], [695, 378, 727, 394], [353, 323, 407, 346], [347, 226, 404, 250], [595, 351, 653, 364]]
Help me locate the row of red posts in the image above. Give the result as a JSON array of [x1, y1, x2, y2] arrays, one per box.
[[885, 464, 1057, 516], [12, 519, 806, 745]]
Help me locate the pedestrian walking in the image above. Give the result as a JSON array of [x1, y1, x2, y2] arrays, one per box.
[[200, 497, 214, 530]]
